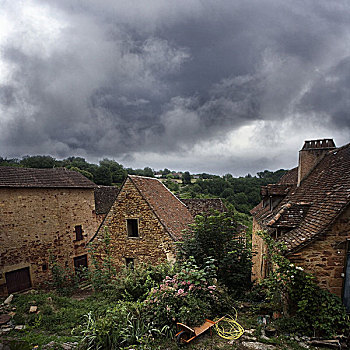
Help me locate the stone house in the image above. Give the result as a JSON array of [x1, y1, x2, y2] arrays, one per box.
[[251, 139, 350, 310], [0, 167, 116, 295], [90, 176, 228, 270]]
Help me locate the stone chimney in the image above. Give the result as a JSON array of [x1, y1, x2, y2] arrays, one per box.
[[297, 139, 336, 186]]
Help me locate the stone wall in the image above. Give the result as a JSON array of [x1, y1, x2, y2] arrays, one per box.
[[0, 187, 103, 295], [251, 218, 268, 281], [92, 178, 175, 270], [288, 205, 350, 297]]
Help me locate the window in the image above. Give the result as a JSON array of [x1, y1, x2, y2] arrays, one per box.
[[127, 219, 139, 237], [125, 257, 135, 270], [42, 263, 48, 271], [75, 225, 83, 241]]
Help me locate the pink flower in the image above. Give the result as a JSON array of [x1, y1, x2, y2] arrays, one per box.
[[208, 285, 216, 290], [189, 284, 195, 291], [182, 281, 187, 285], [177, 288, 184, 295], [187, 281, 191, 285]]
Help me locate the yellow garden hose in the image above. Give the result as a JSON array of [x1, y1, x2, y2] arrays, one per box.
[[214, 310, 245, 340]]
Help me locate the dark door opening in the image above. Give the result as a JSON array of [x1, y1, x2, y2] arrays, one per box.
[[5, 267, 32, 294], [74, 254, 88, 273]]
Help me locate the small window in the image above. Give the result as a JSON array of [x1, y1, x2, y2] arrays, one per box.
[[125, 258, 135, 270], [75, 225, 83, 241], [42, 263, 48, 271], [127, 219, 139, 237]]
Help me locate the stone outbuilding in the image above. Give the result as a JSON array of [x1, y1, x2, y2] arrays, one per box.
[[0, 167, 115, 295], [90, 175, 195, 268], [251, 139, 350, 310]]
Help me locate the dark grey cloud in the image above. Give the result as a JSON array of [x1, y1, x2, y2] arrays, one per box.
[[1, 0, 350, 174]]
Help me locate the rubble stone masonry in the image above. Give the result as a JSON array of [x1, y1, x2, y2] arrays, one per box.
[[0, 187, 103, 295], [92, 178, 175, 270], [288, 205, 350, 297]]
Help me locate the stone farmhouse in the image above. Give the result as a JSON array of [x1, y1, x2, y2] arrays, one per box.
[[251, 139, 350, 310], [90, 175, 226, 269], [0, 167, 117, 296]]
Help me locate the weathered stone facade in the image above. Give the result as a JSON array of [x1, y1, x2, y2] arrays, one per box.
[[91, 176, 194, 270], [0, 168, 104, 296], [288, 205, 350, 297], [251, 218, 267, 281], [92, 178, 176, 268], [251, 139, 350, 305]]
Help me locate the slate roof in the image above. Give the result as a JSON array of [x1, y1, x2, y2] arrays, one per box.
[[181, 198, 227, 217], [94, 186, 120, 214], [0, 166, 96, 188], [129, 175, 193, 240], [251, 142, 350, 253]]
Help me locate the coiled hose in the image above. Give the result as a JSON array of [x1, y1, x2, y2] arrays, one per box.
[[214, 310, 245, 341]]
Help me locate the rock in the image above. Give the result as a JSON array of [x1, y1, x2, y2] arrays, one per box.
[[245, 329, 256, 335], [260, 335, 270, 341], [298, 341, 310, 349], [3, 295, 13, 305], [0, 328, 12, 335], [14, 325, 25, 330], [29, 306, 37, 313], [309, 339, 341, 349], [0, 314, 11, 325], [241, 341, 276, 350], [61, 343, 78, 350]]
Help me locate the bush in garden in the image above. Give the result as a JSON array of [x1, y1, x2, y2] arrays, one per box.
[[258, 230, 349, 337], [178, 210, 252, 296], [77, 301, 162, 349], [111, 262, 175, 302], [144, 257, 221, 332]]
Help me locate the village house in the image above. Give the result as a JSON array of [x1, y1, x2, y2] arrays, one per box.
[[0, 167, 117, 296], [90, 176, 227, 270], [251, 139, 350, 310]]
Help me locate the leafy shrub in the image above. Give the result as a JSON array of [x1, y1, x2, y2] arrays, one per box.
[[48, 255, 80, 296], [77, 301, 160, 349], [144, 257, 221, 332], [178, 210, 252, 296], [258, 231, 349, 337], [111, 263, 174, 302]]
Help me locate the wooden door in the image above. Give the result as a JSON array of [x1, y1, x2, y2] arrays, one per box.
[[5, 267, 32, 294]]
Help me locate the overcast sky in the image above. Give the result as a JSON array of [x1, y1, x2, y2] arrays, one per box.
[[1, 1, 350, 176]]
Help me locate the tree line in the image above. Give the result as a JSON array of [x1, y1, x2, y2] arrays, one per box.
[[0, 155, 287, 214]]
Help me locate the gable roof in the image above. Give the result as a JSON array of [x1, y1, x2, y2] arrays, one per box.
[[129, 175, 193, 240], [0, 166, 96, 188], [181, 198, 227, 217], [251, 142, 350, 254], [94, 186, 120, 214]]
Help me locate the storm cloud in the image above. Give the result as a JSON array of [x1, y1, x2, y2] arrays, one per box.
[[1, 0, 350, 174]]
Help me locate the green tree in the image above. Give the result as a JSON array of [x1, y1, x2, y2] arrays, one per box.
[[94, 166, 112, 185], [99, 159, 127, 184], [178, 210, 252, 295], [21, 155, 57, 168], [182, 171, 192, 185], [143, 167, 154, 177]]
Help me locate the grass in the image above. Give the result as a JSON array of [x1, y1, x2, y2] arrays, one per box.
[[1, 291, 112, 349]]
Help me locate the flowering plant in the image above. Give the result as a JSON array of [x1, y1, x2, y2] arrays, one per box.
[[144, 257, 219, 330]]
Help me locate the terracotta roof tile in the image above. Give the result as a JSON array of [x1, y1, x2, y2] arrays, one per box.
[[252, 142, 350, 253], [94, 186, 120, 214], [181, 198, 227, 217], [0, 166, 95, 188], [129, 176, 193, 240]]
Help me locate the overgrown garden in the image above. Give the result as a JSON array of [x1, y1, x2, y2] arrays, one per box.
[[2, 211, 349, 349]]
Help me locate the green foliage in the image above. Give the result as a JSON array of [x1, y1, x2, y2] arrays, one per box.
[[48, 255, 80, 296], [77, 301, 161, 349], [178, 211, 252, 295], [258, 230, 349, 337], [144, 257, 220, 331], [69, 166, 94, 180], [182, 171, 192, 185], [88, 227, 117, 293]]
